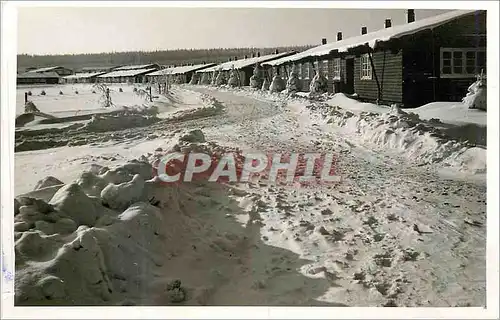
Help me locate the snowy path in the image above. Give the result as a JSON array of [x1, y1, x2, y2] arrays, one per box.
[[184, 87, 486, 307]]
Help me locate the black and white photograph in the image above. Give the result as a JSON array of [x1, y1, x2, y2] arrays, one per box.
[[1, 1, 498, 319]]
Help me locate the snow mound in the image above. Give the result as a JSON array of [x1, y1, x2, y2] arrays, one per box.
[[309, 102, 486, 174], [14, 157, 188, 305], [15, 113, 35, 127], [79, 113, 159, 133], [227, 69, 239, 87], [25, 101, 40, 113], [309, 73, 328, 94], [34, 176, 64, 190], [15, 201, 166, 305], [269, 76, 285, 93], [49, 183, 113, 227], [13, 140, 246, 305], [462, 77, 486, 111], [180, 129, 206, 143], [161, 93, 224, 123], [101, 174, 147, 211]]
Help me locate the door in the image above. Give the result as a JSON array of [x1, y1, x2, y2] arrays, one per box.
[[344, 58, 355, 94]]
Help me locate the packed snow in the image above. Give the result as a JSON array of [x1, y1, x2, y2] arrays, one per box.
[[11, 82, 487, 307]]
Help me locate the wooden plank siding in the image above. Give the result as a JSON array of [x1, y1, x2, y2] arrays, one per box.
[[399, 11, 486, 106], [326, 59, 334, 93], [353, 50, 403, 105]]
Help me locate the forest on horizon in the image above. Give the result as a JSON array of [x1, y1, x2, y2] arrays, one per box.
[[17, 45, 314, 72]]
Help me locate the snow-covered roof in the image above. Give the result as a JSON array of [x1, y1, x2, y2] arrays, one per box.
[[198, 51, 296, 72], [17, 71, 61, 78], [80, 66, 117, 72], [264, 10, 478, 66], [97, 68, 157, 78], [147, 63, 216, 76], [113, 64, 158, 71], [26, 66, 64, 73], [62, 72, 106, 79]]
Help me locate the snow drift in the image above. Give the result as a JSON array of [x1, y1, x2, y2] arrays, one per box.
[[13, 132, 244, 306], [307, 102, 486, 174], [462, 76, 487, 111]]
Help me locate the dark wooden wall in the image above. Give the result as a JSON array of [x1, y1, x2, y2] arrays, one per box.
[[353, 50, 403, 104], [400, 10, 486, 106]]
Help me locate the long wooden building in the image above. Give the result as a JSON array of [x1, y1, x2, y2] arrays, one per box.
[[197, 51, 297, 87], [263, 10, 486, 107], [17, 66, 73, 85], [96, 64, 160, 83], [146, 63, 216, 84]]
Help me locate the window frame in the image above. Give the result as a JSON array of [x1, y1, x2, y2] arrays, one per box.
[[360, 53, 372, 80], [304, 62, 311, 79], [322, 60, 329, 79], [440, 47, 486, 78], [332, 58, 341, 80]]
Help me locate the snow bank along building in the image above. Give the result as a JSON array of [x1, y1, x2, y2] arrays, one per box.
[[146, 63, 216, 84], [196, 51, 297, 87], [17, 66, 74, 85], [263, 10, 486, 107], [96, 64, 160, 84]]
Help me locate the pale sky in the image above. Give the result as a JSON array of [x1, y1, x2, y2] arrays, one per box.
[[17, 7, 450, 55]]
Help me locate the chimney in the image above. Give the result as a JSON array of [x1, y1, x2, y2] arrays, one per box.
[[361, 26, 367, 35], [337, 32, 342, 41], [257, 52, 260, 57], [385, 19, 392, 28], [322, 38, 327, 45], [406, 9, 415, 23], [275, 49, 279, 54]]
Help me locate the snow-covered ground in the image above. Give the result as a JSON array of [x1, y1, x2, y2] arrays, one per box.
[[11, 84, 486, 307], [16, 83, 207, 117], [17, 84, 140, 116], [412, 101, 486, 126]]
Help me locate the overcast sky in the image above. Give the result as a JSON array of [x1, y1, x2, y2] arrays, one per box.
[[17, 7, 450, 55]]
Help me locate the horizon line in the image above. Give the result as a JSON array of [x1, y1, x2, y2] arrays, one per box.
[[17, 43, 317, 57]]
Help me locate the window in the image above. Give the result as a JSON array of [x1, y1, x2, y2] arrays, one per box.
[[304, 62, 311, 79], [453, 51, 463, 74], [465, 51, 476, 74], [360, 54, 372, 80], [322, 60, 329, 79], [297, 63, 302, 79], [333, 58, 341, 80], [440, 48, 486, 77]]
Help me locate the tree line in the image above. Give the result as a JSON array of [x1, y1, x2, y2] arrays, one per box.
[[17, 45, 314, 71]]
